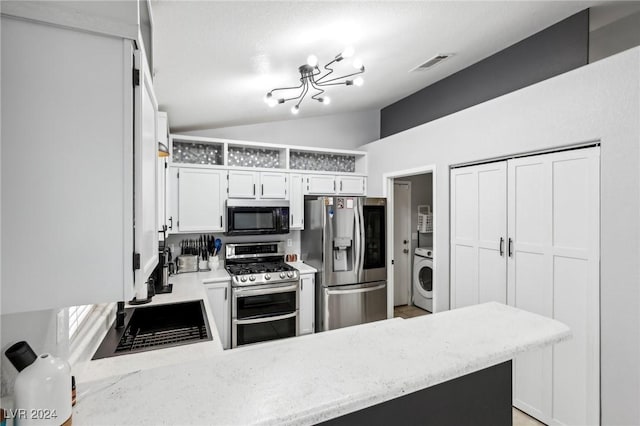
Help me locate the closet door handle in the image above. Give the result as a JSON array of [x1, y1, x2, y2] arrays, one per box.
[[499, 237, 504, 256], [508, 238, 513, 257]]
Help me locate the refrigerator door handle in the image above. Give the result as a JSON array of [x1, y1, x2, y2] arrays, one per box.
[[326, 283, 386, 295], [358, 199, 366, 280], [353, 202, 361, 279]]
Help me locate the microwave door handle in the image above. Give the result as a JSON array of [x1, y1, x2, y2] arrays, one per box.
[[235, 311, 297, 325]]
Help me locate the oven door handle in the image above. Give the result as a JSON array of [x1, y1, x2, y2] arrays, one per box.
[[234, 311, 297, 325], [234, 283, 299, 297]]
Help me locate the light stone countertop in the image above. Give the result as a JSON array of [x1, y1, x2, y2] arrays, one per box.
[[286, 261, 317, 274], [72, 302, 570, 426], [72, 269, 232, 384]]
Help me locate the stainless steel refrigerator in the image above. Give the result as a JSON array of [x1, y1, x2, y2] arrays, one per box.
[[302, 196, 387, 331]]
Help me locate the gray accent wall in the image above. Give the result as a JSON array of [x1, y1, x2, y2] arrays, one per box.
[[380, 10, 589, 138]]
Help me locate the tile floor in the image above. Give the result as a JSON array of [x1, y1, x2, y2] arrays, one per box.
[[393, 304, 545, 426]]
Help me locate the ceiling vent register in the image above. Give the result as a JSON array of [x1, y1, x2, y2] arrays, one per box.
[[410, 54, 452, 72]]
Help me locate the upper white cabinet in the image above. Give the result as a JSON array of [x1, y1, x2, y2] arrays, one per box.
[[228, 171, 287, 199], [305, 174, 367, 195], [228, 170, 257, 198], [337, 175, 366, 195], [289, 174, 304, 230], [306, 175, 337, 195], [175, 168, 226, 233], [1, 16, 155, 313]]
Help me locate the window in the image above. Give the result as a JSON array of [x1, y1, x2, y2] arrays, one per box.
[[68, 305, 95, 339]]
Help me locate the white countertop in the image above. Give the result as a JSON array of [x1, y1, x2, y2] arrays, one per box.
[[286, 261, 317, 274], [72, 269, 231, 384], [72, 302, 570, 426]]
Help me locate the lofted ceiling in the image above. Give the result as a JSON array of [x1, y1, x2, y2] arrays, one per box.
[[151, 1, 603, 132]]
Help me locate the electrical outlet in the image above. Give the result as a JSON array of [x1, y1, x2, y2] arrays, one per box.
[[287, 239, 293, 247], [56, 310, 66, 343]]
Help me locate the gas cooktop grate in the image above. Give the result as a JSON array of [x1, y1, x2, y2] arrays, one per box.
[[115, 325, 208, 352]]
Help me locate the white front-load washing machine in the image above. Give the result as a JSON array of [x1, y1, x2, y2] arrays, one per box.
[[413, 247, 433, 312]]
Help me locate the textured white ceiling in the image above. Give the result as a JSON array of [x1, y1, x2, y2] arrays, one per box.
[[152, 1, 601, 132]]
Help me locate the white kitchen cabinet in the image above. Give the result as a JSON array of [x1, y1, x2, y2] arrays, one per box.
[[337, 175, 366, 195], [228, 170, 287, 199], [289, 174, 304, 230], [206, 281, 231, 350], [305, 174, 367, 195], [177, 168, 226, 232], [305, 175, 336, 194], [228, 170, 258, 198], [449, 147, 600, 426], [260, 172, 287, 199], [1, 16, 156, 313], [299, 273, 315, 335], [157, 112, 168, 239]]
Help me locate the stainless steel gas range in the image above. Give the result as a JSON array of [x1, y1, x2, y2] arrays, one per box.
[[225, 242, 300, 348]]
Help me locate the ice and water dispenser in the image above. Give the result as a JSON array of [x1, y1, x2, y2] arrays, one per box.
[[331, 198, 355, 272]]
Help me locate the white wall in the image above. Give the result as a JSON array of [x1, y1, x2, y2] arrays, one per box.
[[181, 109, 380, 150], [362, 47, 640, 425]]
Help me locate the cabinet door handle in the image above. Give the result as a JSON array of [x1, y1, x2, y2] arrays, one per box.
[[301, 280, 303, 291], [261, 184, 264, 196], [220, 215, 223, 228], [224, 287, 227, 300], [333, 180, 336, 192], [340, 181, 343, 192], [291, 214, 293, 226], [499, 237, 504, 256], [253, 183, 256, 196], [508, 238, 513, 257], [168, 216, 173, 230]]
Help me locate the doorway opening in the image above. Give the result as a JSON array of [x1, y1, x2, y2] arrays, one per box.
[[385, 165, 435, 318]]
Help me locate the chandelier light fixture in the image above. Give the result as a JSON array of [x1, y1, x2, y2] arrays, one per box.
[[264, 47, 365, 114]]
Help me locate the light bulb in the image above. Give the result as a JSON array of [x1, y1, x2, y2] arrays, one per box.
[[352, 58, 363, 70], [307, 54, 318, 67], [267, 98, 278, 107], [264, 93, 272, 104], [322, 96, 331, 105], [353, 77, 364, 87], [291, 105, 300, 115], [342, 46, 354, 58]]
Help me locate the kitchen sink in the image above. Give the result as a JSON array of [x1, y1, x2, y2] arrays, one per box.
[[93, 300, 212, 359]]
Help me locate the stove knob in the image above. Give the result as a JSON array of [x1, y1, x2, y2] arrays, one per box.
[[287, 271, 294, 278], [264, 274, 271, 280], [240, 276, 247, 282], [280, 272, 286, 279], [249, 275, 256, 282]]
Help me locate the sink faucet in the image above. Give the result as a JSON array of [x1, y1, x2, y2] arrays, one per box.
[[115, 301, 126, 329]]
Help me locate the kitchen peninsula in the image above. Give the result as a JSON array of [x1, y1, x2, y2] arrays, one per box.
[[73, 302, 570, 425]]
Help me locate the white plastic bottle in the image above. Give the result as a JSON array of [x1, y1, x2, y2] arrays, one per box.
[[13, 353, 72, 426]]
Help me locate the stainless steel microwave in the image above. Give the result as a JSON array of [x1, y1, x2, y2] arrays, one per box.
[[226, 200, 290, 236]]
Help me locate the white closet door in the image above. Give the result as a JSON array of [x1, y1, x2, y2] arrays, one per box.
[[508, 147, 600, 426], [450, 162, 507, 309]]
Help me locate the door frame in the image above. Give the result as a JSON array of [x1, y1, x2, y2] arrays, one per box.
[[393, 180, 412, 306], [383, 164, 437, 318]]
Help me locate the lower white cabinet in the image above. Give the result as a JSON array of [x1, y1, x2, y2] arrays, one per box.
[[299, 273, 315, 335], [206, 281, 231, 350]]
